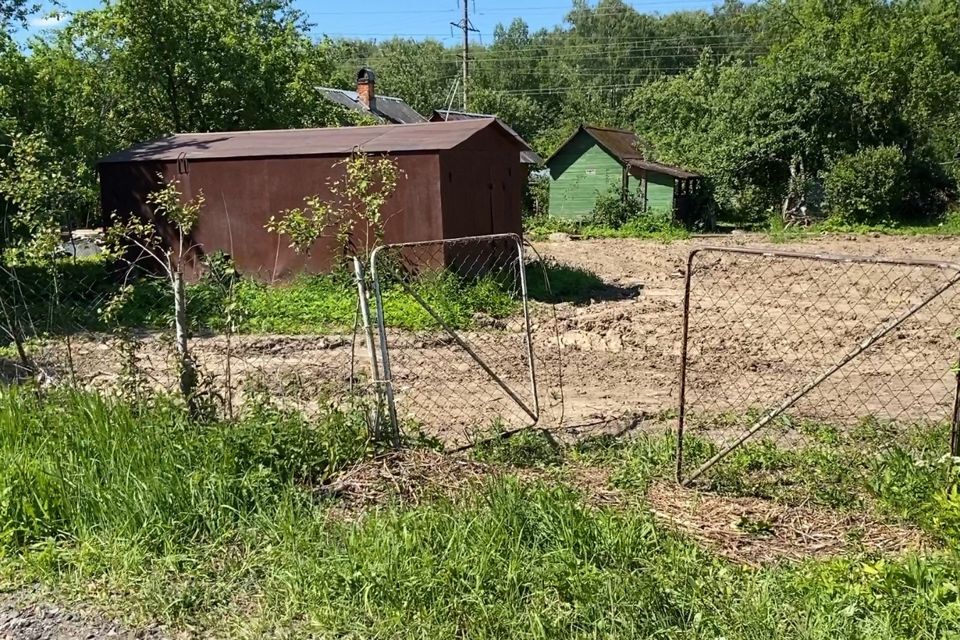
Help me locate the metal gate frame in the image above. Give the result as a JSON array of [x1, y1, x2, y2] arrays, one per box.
[[367, 233, 539, 438], [676, 246, 960, 486]]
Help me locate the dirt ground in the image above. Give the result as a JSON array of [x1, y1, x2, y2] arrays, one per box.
[[534, 233, 960, 442], [26, 232, 960, 448]]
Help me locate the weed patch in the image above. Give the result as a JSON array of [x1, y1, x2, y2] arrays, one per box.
[[525, 214, 690, 241]]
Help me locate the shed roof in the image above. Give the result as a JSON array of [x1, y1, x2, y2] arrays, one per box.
[[547, 124, 700, 179], [627, 159, 700, 180], [98, 119, 528, 164], [318, 87, 427, 125], [431, 110, 542, 165]]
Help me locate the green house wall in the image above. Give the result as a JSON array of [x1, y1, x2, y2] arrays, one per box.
[[548, 131, 677, 220], [548, 133, 624, 219], [641, 172, 676, 214]]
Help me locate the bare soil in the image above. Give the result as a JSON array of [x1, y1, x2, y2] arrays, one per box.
[[32, 233, 960, 448], [534, 233, 960, 440]]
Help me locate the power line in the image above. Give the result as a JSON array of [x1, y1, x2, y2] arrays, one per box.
[[329, 35, 760, 64], [333, 49, 759, 70], [321, 37, 760, 60], [302, 1, 738, 17]]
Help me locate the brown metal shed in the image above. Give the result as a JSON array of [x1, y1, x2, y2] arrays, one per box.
[[98, 119, 528, 279]]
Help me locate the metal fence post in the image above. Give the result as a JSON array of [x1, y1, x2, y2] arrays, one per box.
[[513, 235, 540, 420], [951, 353, 960, 457], [353, 257, 384, 442], [368, 248, 400, 447], [676, 249, 699, 485]]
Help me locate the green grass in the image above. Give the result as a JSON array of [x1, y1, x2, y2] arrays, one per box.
[[0, 261, 530, 336], [3, 256, 609, 340], [526, 259, 606, 303], [2, 391, 960, 637], [765, 209, 960, 243], [678, 413, 960, 542], [525, 213, 691, 241]]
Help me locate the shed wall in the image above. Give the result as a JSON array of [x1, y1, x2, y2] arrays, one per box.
[[439, 124, 524, 238], [548, 132, 623, 219], [641, 171, 676, 213], [101, 153, 444, 280]]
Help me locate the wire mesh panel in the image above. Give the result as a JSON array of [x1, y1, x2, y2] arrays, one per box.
[[677, 246, 960, 487], [370, 234, 539, 445], [1, 254, 368, 421]]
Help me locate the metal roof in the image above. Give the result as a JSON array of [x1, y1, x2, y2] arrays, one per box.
[[580, 125, 642, 163], [547, 124, 699, 178], [431, 110, 542, 165], [98, 119, 526, 164], [318, 87, 426, 125], [627, 158, 700, 180]]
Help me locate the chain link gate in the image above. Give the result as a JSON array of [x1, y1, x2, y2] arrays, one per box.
[[676, 246, 960, 486], [366, 234, 540, 446]]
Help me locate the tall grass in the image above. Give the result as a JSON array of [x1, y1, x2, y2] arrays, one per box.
[[525, 213, 690, 241], [2, 390, 960, 637], [0, 387, 368, 549]]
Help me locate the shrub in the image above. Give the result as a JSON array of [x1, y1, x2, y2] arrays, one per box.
[[523, 173, 550, 218], [824, 146, 908, 225], [588, 185, 645, 228]]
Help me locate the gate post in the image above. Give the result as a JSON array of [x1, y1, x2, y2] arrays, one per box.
[[353, 257, 387, 442], [951, 351, 960, 457], [368, 248, 400, 447]]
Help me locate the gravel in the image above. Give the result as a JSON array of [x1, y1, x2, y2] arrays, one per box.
[[0, 592, 167, 640]]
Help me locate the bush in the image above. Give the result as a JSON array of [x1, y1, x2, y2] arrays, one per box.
[[588, 185, 645, 228], [824, 146, 908, 225], [523, 173, 550, 218]]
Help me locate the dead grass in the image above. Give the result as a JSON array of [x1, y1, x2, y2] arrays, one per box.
[[646, 482, 931, 566], [320, 448, 628, 518], [320, 446, 933, 566]]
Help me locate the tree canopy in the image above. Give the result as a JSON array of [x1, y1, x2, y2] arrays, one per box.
[[2, 0, 959, 248]]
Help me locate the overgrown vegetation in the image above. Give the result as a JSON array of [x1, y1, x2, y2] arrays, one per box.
[[1, 255, 603, 339], [525, 182, 692, 240], [677, 413, 960, 542], [525, 212, 690, 241], [2, 390, 960, 637]]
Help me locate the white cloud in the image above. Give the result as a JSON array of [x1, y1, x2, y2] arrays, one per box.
[[29, 14, 67, 28]]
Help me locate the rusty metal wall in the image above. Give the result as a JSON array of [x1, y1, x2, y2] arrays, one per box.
[[99, 127, 524, 280], [100, 153, 445, 280], [439, 124, 523, 240]]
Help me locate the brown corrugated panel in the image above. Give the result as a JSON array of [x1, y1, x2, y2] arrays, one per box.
[[99, 119, 522, 163], [430, 110, 541, 165]]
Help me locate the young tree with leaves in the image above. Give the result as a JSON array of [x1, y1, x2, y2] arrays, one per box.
[[104, 178, 205, 414], [266, 150, 401, 264]]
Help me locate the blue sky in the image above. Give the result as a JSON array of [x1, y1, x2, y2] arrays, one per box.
[[25, 0, 726, 42]]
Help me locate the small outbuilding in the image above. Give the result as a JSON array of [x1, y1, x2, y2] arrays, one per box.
[[546, 124, 701, 222], [430, 110, 543, 166], [98, 119, 528, 279]]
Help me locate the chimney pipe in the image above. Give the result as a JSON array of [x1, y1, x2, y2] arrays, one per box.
[[356, 67, 376, 113]]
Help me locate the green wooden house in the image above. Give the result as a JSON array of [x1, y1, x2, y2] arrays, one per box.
[[546, 124, 701, 221]]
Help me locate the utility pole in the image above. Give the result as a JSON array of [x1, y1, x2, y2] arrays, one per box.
[[451, 0, 478, 111]]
